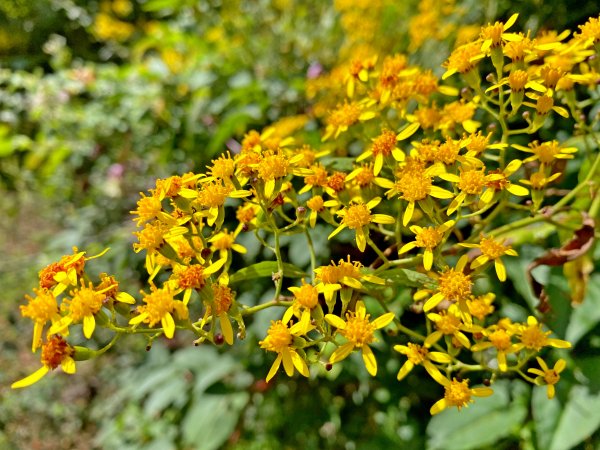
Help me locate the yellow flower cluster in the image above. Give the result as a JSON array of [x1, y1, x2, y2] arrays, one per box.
[[15, 12, 600, 417]]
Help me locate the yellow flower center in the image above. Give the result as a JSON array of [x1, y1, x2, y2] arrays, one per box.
[[337, 259, 363, 279], [458, 169, 486, 194], [536, 95, 554, 115], [134, 221, 169, 252], [355, 166, 375, 187], [294, 283, 319, 310], [467, 295, 495, 320], [436, 140, 461, 165], [142, 289, 175, 327], [481, 21, 505, 47], [209, 153, 236, 180], [434, 312, 462, 334], [307, 195, 325, 212], [372, 129, 397, 156], [504, 37, 532, 62], [438, 268, 472, 301], [236, 204, 256, 223], [405, 343, 429, 365], [212, 231, 235, 250], [508, 70, 528, 91], [41, 335, 73, 370], [379, 54, 407, 88], [444, 101, 476, 125], [65, 285, 105, 321], [176, 265, 205, 290], [415, 227, 444, 249], [397, 170, 432, 202], [520, 324, 550, 351], [577, 16, 600, 44], [328, 102, 361, 127], [528, 172, 548, 189], [465, 132, 490, 154], [544, 369, 560, 385], [489, 329, 511, 350], [541, 66, 563, 89], [305, 165, 329, 187], [212, 283, 234, 315], [21, 289, 58, 323], [342, 203, 373, 229], [444, 379, 472, 409], [480, 237, 509, 259], [197, 182, 232, 208], [445, 42, 481, 74], [415, 106, 442, 130], [258, 152, 289, 181], [342, 312, 375, 347], [260, 320, 292, 353], [533, 141, 561, 164], [133, 194, 163, 225], [155, 176, 184, 198]]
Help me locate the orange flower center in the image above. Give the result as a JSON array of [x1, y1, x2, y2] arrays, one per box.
[[415, 227, 444, 249], [444, 379, 472, 409], [342, 312, 375, 347], [438, 268, 472, 301], [342, 203, 373, 229], [260, 320, 292, 353], [41, 335, 73, 370]]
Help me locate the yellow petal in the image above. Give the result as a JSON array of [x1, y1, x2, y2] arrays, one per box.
[[61, 356, 76, 374], [11, 366, 49, 389], [219, 313, 234, 345], [325, 314, 346, 330], [430, 398, 448, 415], [362, 345, 377, 376], [266, 354, 282, 382], [397, 361, 414, 381], [291, 350, 309, 377], [116, 292, 136, 304], [161, 312, 175, 339], [330, 342, 354, 364], [282, 349, 294, 376], [371, 312, 395, 329], [83, 314, 96, 339]]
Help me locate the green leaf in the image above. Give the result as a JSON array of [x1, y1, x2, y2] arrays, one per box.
[[427, 380, 529, 450], [566, 275, 600, 346], [531, 383, 562, 450], [229, 261, 306, 283], [548, 385, 600, 450], [181, 393, 249, 450], [377, 268, 434, 288]]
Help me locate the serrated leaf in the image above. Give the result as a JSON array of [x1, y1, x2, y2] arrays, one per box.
[[377, 268, 434, 288], [229, 261, 306, 283], [549, 385, 600, 450], [427, 380, 529, 450]]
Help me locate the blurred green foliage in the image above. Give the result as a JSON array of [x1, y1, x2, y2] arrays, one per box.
[[2, 0, 600, 449]]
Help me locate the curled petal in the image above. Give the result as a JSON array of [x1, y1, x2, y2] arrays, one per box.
[[362, 345, 377, 376]]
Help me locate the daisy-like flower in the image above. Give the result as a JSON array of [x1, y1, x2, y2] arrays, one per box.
[[329, 197, 395, 252], [382, 161, 453, 226], [259, 313, 314, 382], [528, 357, 566, 399], [133, 220, 188, 275], [283, 279, 322, 324], [479, 13, 520, 52], [209, 229, 247, 259], [20, 288, 60, 352], [322, 101, 375, 141], [514, 316, 571, 352], [417, 255, 472, 313], [466, 293, 496, 321], [325, 301, 395, 376], [314, 257, 385, 309], [460, 235, 518, 282], [442, 41, 484, 86], [394, 342, 451, 384], [441, 168, 504, 215], [12, 335, 76, 389], [484, 159, 530, 198], [398, 220, 455, 270], [425, 308, 475, 349], [168, 257, 225, 304], [513, 140, 578, 168], [129, 287, 188, 339], [356, 124, 419, 175], [430, 378, 494, 415], [206, 283, 236, 345], [471, 324, 520, 371]]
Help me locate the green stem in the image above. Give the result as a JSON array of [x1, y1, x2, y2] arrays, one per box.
[[241, 300, 292, 316]]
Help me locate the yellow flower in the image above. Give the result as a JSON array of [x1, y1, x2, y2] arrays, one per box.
[[284, 280, 322, 324], [12, 335, 76, 389], [399, 220, 455, 270], [329, 197, 395, 252], [209, 229, 247, 258], [460, 235, 518, 281], [314, 256, 385, 308], [425, 308, 474, 349], [20, 288, 60, 352], [466, 293, 495, 321], [471, 324, 520, 371], [325, 301, 394, 376], [419, 255, 472, 313], [430, 378, 493, 415], [207, 283, 236, 345], [129, 287, 188, 339], [356, 124, 419, 175], [515, 316, 571, 352], [513, 140, 578, 167], [323, 101, 375, 141], [528, 357, 566, 399], [259, 313, 314, 382], [50, 283, 108, 339], [383, 161, 453, 226], [394, 342, 451, 384]]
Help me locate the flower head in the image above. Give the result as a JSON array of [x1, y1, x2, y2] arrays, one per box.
[[325, 301, 394, 376], [430, 378, 493, 415], [528, 357, 566, 399]]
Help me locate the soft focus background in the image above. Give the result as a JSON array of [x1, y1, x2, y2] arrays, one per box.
[[2, 1, 600, 449]]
